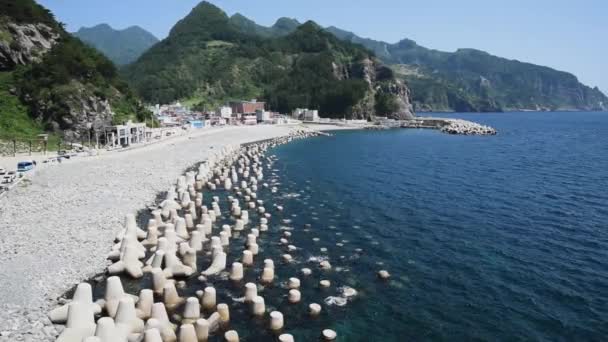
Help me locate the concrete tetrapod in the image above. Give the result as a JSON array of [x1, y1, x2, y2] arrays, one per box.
[[94, 317, 126, 342], [278, 334, 295, 342], [242, 250, 254, 266], [163, 282, 185, 310], [224, 330, 239, 342], [194, 319, 209, 341], [251, 296, 265, 316], [201, 251, 227, 276], [143, 328, 163, 342], [150, 303, 177, 342], [217, 303, 230, 324], [136, 289, 154, 320], [56, 302, 96, 342], [269, 311, 284, 331], [288, 289, 301, 304], [201, 287, 217, 311], [108, 238, 144, 278], [49, 282, 101, 324], [114, 297, 144, 336], [309, 303, 322, 317], [230, 262, 244, 281], [178, 324, 198, 342], [322, 329, 337, 340], [261, 267, 274, 284], [101, 276, 135, 318], [244, 283, 258, 303], [182, 297, 201, 324]]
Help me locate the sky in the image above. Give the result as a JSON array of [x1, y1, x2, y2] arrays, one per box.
[[38, 0, 608, 93]]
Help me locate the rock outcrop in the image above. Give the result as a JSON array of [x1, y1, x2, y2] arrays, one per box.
[[0, 22, 59, 70], [350, 58, 415, 120], [0, 0, 150, 141]]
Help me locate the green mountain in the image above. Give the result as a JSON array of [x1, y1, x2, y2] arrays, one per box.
[[74, 24, 159, 66], [0, 0, 152, 143], [228, 14, 300, 38], [326, 26, 608, 112], [124, 2, 414, 119]]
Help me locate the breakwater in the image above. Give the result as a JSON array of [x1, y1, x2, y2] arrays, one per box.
[[49, 129, 380, 341], [401, 117, 497, 135]]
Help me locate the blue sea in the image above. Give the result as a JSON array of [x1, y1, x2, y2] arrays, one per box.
[[96, 112, 608, 341], [261, 112, 608, 341]]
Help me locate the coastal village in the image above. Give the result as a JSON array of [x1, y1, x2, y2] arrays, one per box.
[[0, 97, 495, 197]]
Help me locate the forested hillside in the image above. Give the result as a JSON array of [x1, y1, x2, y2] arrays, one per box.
[[124, 2, 413, 119]]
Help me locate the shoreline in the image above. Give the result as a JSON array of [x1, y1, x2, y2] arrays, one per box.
[[0, 124, 349, 341]]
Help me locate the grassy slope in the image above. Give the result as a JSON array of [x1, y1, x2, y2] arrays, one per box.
[[0, 72, 42, 139]]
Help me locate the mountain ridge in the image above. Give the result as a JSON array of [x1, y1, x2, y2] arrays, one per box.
[[124, 1, 414, 119], [323, 26, 607, 112], [227, 14, 606, 112], [74, 23, 159, 65]]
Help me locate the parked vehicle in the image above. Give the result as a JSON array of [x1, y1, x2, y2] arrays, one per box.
[[17, 160, 35, 172], [7, 171, 17, 181]]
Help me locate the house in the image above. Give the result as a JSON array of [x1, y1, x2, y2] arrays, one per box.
[[230, 100, 265, 114], [218, 106, 233, 118], [292, 108, 319, 122], [303, 109, 319, 122], [102, 121, 146, 148], [256, 110, 272, 123]]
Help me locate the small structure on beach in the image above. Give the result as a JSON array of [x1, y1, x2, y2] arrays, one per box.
[[102, 121, 147, 148], [292, 108, 319, 122]]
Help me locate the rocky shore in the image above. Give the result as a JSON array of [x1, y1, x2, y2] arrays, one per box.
[[46, 129, 332, 342], [440, 119, 497, 135], [0, 125, 329, 342]]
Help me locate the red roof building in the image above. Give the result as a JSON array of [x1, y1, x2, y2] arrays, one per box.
[[229, 100, 265, 114]]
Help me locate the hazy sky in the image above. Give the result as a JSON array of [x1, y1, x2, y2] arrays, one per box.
[[38, 0, 607, 93]]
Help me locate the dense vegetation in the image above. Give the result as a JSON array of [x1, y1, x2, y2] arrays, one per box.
[[0, 0, 152, 141], [124, 2, 402, 118], [228, 14, 300, 38], [327, 27, 608, 112], [73, 24, 159, 65], [0, 0, 58, 29]]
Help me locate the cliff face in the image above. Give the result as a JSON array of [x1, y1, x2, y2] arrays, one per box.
[[0, 21, 59, 69], [0, 0, 151, 141], [328, 27, 608, 112], [347, 58, 414, 120]]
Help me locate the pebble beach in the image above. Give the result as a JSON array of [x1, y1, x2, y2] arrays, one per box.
[[0, 124, 349, 341]]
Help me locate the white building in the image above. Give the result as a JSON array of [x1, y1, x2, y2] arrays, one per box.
[[256, 110, 271, 123], [303, 109, 319, 122], [219, 106, 233, 119], [293, 108, 319, 122], [292, 108, 306, 118]]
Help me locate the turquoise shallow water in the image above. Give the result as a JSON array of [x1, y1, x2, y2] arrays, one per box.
[[264, 112, 608, 341]]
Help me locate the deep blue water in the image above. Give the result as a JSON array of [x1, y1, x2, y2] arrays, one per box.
[[266, 112, 608, 341]]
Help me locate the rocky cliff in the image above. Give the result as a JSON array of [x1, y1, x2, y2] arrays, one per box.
[[0, 0, 151, 142], [0, 21, 59, 69], [327, 27, 608, 112]]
